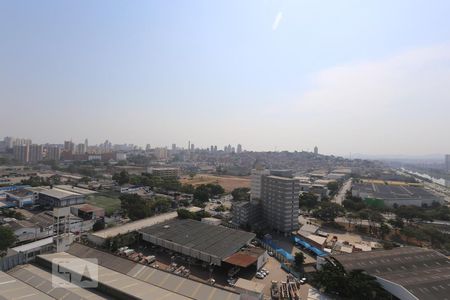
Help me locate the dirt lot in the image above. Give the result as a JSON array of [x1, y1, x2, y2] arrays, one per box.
[[180, 174, 250, 192]]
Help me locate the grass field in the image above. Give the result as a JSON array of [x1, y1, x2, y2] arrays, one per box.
[[180, 174, 250, 192], [86, 192, 121, 215]]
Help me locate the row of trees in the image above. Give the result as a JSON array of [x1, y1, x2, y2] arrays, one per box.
[[119, 194, 172, 221], [21, 175, 61, 187], [312, 262, 390, 300], [176, 208, 211, 220], [112, 171, 225, 204]]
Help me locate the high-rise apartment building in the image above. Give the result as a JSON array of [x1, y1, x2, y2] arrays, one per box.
[[154, 147, 168, 160], [46, 146, 61, 161], [3, 136, 14, 149], [13, 138, 32, 147], [237, 144, 242, 153], [250, 168, 271, 201], [260, 171, 300, 234], [75, 143, 86, 154], [64, 141, 75, 153], [314, 146, 318, 155], [13, 145, 29, 163], [84, 138, 89, 153], [28, 144, 43, 163]]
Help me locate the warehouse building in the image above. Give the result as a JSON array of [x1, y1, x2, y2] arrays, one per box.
[[31, 186, 87, 207], [139, 218, 256, 266], [320, 247, 450, 300], [87, 207, 201, 246], [67, 243, 240, 300], [147, 166, 180, 178], [352, 182, 443, 207]]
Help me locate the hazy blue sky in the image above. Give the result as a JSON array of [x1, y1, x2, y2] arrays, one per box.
[[1, 1, 449, 155]]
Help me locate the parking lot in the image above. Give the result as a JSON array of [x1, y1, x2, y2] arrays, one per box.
[[246, 255, 311, 299], [127, 237, 313, 297]]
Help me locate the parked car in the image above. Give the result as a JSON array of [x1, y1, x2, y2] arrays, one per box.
[[255, 272, 264, 279]]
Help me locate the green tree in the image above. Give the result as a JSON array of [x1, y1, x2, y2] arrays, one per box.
[[113, 170, 130, 185], [299, 192, 319, 211], [379, 222, 391, 239], [0, 226, 16, 254], [177, 208, 195, 219], [312, 262, 390, 299], [180, 184, 195, 194], [151, 197, 172, 213], [231, 187, 250, 202], [119, 194, 151, 220], [294, 252, 305, 271], [193, 188, 210, 202], [327, 181, 340, 196], [313, 202, 345, 222], [206, 183, 225, 196]]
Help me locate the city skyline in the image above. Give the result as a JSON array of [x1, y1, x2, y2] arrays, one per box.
[[1, 1, 450, 155]]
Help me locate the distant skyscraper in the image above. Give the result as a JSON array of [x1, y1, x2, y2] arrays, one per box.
[[172, 143, 176, 151], [13, 145, 29, 163], [84, 138, 89, 153], [3, 136, 14, 149], [314, 146, 318, 155], [446, 155, 450, 174], [210, 145, 214, 152], [237, 144, 242, 153], [214, 145, 217, 152], [13, 138, 32, 147], [47, 146, 61, 161], [188, 141, 190, 151], [29, 144, 43, 162], [146, 144, 151, 151], [154, 147, 168, 160], [190, 143, 195, 151], [76, 143, 86, 154], [64, 140, 74, 153]]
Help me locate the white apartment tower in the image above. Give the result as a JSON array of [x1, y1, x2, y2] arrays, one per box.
[[13, 145, 29, 163], [260, 174, 300, 234], [250, 168, 270, 201], [28, 144, 43, 162]]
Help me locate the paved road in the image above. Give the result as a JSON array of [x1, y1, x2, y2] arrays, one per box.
[[332, 178, 352, 205]]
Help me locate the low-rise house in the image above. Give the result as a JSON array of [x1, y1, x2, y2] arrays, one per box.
[[70, 204, 105, 220], [3, 218, 51, 243]]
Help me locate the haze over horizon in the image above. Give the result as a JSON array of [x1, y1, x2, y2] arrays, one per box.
[[1, 1, 449, 156]]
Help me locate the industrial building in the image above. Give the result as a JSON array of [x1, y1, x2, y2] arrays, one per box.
[[2, 242, 240, 300], [87, 207, 202, 246], [352, 182, 443, 207], [139, 218, 257, 266], [321, 247, 450, 300], [66, 243, 240, 300], [30, 186, 88, 208], [4, 188, 35, 207], [147, 166, 180, 178]]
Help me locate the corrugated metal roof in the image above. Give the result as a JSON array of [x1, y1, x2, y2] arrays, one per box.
[[0, 270, 54, 300]]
